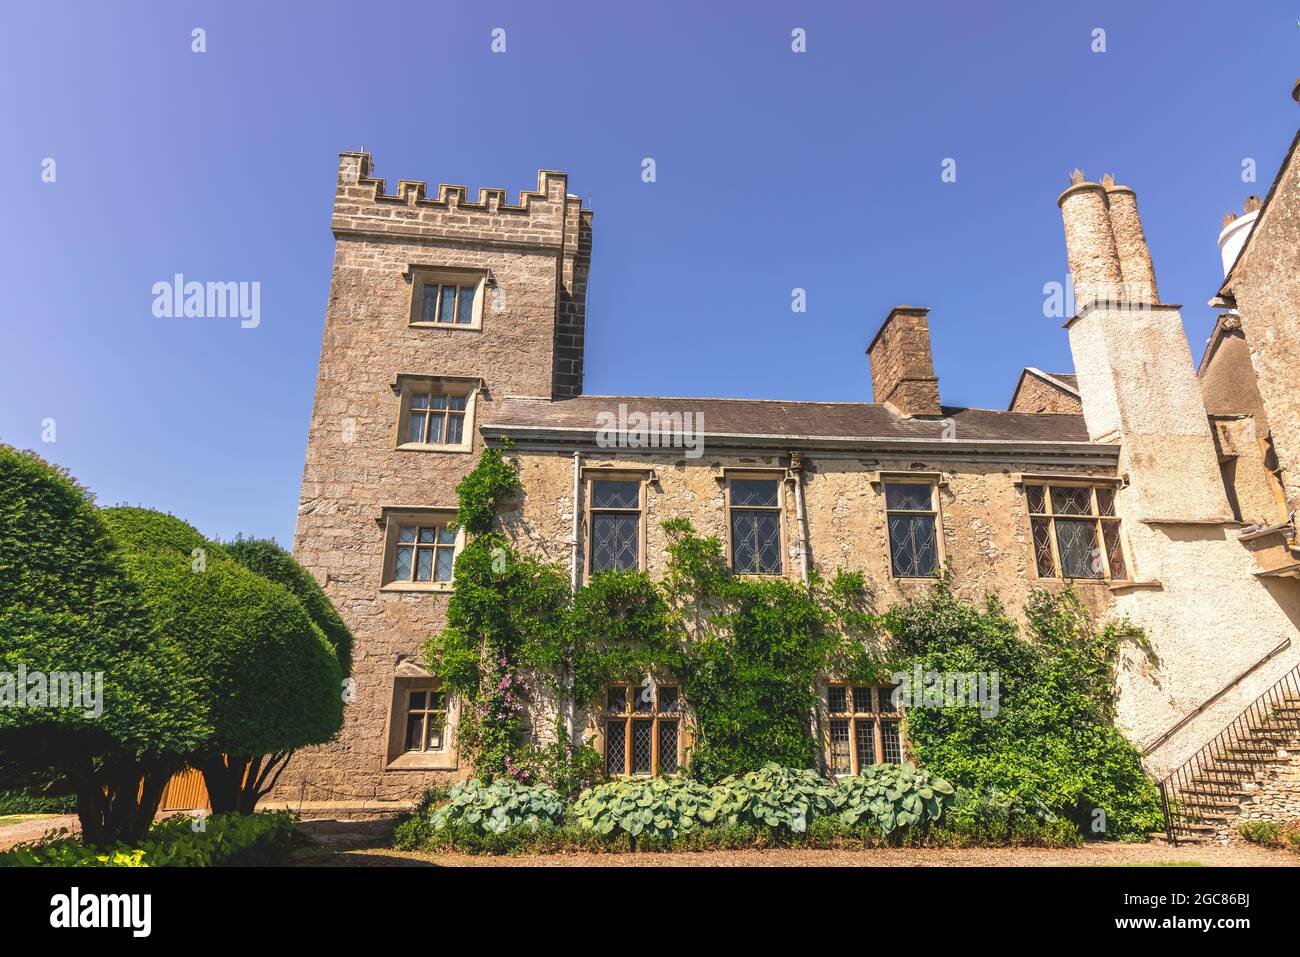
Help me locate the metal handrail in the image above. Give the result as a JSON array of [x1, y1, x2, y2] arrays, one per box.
[[1141, 638, 1291, 755], [1158, 661, 1300, 844]]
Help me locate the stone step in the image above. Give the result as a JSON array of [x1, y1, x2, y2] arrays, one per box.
[[1179, 796, 1245, 811], [1178, 788, 1252, 800]]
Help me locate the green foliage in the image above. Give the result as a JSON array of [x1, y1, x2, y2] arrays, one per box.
[[832, 761, 955, 834], [0, 446, 203, 767], [887, 581, 1161, 837], [935, 786, 1081, 847], [714, 764, 838, 832], [0, 789, 76, 815], [572, 777, 718, 841], [430, 447, 1162, 839], [101, 508, 344, 758], [1237, 819, 1300, 851], [454, 446, 520, 535], [0, 811, 298, 867], [430, 778, 566, 835], [223, 536, 353, 676]]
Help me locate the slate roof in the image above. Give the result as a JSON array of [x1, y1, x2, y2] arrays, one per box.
[[483, 394, 1096, 447]]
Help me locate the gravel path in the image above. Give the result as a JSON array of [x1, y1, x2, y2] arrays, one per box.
[[0, 815, 78, 851], [296, 839, 1300, 867]]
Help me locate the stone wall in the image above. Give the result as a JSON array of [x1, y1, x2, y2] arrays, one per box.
[[273, 155, 589, 805], [1228, 135, 1300, 516], [1009, 374, 1082, 415]]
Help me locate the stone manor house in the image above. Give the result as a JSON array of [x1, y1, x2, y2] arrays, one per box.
[[264, 82, 1300, 825]]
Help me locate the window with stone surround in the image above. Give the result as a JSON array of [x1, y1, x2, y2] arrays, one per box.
[[393, 375, 478, 452], [1024, 482, 1127, 581], [603, 682, 682, 777], [386, 674, 458, 770], [727, 476, 783, 575], [825, 682, 903, 776], [403, 687, 448, 753], [587, 477, 643, 575], [380, 508, 463, 592], [407, 267, 486, 330], [884, 481, 941, 578]]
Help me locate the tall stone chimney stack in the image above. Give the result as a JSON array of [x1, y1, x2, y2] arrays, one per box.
[[867, 306, 942, 417], [1102, 174, 1159, 303], [1056, 172, 1232, 525], [1057, 170, 1124, 308]]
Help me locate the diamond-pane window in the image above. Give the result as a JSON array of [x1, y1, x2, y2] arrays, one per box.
[[658, 722, 679, 773], [604, 682, 684, 776], [884, 482, 939, 578], [1024, 483, 1127, 581], [589, 479, 641, 574], [631, 720, 654, 774], [728, 477, 783, 575], [606, 719, 626, 776]]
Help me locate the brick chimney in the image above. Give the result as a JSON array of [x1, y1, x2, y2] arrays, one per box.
[[867, 306, 942, 416]]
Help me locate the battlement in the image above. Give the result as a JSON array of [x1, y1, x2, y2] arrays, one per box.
[[332, 152, 589, 246]]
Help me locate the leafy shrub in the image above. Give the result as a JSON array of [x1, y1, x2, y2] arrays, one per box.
[[0, 811, 298, 867], [713, 764, 838, 832], [0, 789, 76, 816], [573, 777, 718, 841], [832, 762, 955, 835], [390, 784, 453, 850], [1237, 819, 1300, 850], [430, 779, 565, 835], [935, 787, 1081, 848], [887, 582, 1162, 837]]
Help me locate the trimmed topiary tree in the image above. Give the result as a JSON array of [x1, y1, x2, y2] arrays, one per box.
[[216, 536, 352, 811], [0, 446, 205, 846], [100, 508, 344, 816]]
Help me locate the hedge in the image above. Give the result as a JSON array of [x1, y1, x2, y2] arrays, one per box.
[[0, 811, 298, 867]]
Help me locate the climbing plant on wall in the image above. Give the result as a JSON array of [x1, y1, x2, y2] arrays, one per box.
[[426, 448, 1163, 836]]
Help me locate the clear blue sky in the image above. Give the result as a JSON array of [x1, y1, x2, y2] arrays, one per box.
[[2, 1, 1296, 547]]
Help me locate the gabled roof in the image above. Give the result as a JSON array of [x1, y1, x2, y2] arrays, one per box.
[[1219, 125, 1300, 296], [1007, 368, 1080, 411]]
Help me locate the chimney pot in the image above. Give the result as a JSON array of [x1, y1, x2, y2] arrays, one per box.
[[1243, 195, 1263, 214], [867, 306, 942, 417]]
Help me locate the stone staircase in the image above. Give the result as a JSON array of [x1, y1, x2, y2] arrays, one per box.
[[1158, 671, 1300, 844]]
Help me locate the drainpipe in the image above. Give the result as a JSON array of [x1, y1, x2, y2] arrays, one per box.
[[789, 451, 809, 583], [565, 450, 581, 745], [571, 451, 581, 594]]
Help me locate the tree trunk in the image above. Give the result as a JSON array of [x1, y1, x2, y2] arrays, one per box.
[[197, 752, 294, 815], [73, 755, 173, 847]]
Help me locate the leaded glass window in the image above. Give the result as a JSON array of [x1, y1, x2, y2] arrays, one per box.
[[884, 482, 939, 578], [826, 682, 904, 775], [1025, 482, 1127, 580], [589, 479, 641, 573], [391, 522, 457, 584], [604, 682, 682, 776], [404, 390, 469, 446], [419, 279, 478, 325], [728, 478, 783, 575]]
